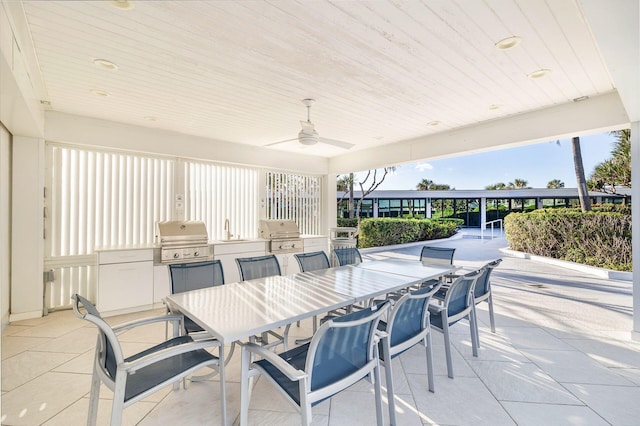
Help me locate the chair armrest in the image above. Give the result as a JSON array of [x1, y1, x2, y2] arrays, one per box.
[[243, 343, 307, 381], [428, 303, 446, 314], [122, 338, 221, 374], [112, 314, 184, 333]]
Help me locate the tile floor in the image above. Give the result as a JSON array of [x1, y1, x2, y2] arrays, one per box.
[[2, 236, 639, 425]]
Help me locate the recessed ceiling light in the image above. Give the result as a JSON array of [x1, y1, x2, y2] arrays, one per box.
[[91, 89, 111, 97], [110, 0, 134, 10], [144, 116, 157, 121], [495, 36, 522, 50], [488, 104, 501, 110], [93, 59, 118, 70], [427, 121, 441, 127], [527, 69, 552, 79], [573, 96, 589, 102]]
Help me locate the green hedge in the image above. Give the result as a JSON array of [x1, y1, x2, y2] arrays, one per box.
[[357, 218, 459, 248], [504, 208, 631, 271]]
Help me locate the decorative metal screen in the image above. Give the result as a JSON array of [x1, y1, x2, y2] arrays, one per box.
[[265, 171, 323, 235]]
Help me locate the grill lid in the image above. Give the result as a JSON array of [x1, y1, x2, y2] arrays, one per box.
[[259, 220, 300, 239], [157, 221, 209, 245]]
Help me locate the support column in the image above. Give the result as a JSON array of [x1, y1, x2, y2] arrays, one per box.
[[480, 197, 487, 230], [631, 121, 640, 340], [11, 136, 45, 321], [324, 174, 338, 234]]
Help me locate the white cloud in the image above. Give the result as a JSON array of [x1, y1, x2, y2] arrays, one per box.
[[415, 163, 433, 172]]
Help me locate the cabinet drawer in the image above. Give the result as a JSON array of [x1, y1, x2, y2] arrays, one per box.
[[99, 249, 153, 264], [98, 261, 153, 312], [304, 237, 328, 252]]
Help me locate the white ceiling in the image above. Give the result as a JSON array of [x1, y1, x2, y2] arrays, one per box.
[[5, 0, 637, 162]]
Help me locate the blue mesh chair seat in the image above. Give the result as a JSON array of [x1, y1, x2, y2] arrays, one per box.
[[71, 294, 224, 426], [240, 302, 391, 426], [428, 269, 482, 378], [169, 260, 225, 334], [377, 283, 442, 425], [420, 245, 457, 288], [332, 247, 363, 266], [236, 254, 281, 281]]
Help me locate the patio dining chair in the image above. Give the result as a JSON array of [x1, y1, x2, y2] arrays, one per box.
[[236, 254, 282, 281], [294, 251, 331, 343], [428, 269, 482, 378], [236, 254, 288, 350], [378, 282, 443, 425], [471, 258, 502, 337], [239, 301, 391, 426], [168, 260, 234, 378], [332, 247, 363, 266], [71, 294, 224, 426], [420, 245, 457, 287]]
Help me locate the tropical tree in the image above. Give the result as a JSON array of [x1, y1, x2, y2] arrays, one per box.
[[337, 167, 395, 221], [485, 182, 507, 190], [416, 179, 452, 190], [508, 178, 530, 189], [572, 136, 591, 211], [547, 179, 565, 189], [588, 129, 631, 196]]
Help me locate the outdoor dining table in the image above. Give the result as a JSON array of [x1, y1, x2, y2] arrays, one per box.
[[164, 259, 458, 425], [355, 258, 460, 280]]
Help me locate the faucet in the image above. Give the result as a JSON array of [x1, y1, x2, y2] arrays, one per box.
[[224, 218, 232, 240]]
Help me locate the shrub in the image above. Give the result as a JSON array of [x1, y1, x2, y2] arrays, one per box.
[[337, 218, 358, 228], [358, 218, 458, 248], [504, 208, 631, 271]]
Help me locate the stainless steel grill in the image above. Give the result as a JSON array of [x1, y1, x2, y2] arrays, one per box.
[[156, 221, 213, 264], [259, 220, 303, 254]]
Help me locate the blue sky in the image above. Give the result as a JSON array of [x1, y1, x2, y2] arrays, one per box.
[[354, 131, 618, 190]]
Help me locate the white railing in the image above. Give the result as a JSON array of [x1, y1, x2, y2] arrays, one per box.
[[481, 219, 503, 240]]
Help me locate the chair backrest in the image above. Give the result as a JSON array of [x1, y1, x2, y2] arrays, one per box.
[[236, 254, 281, 281], [386, 283, 442, 352], [306, 302, 390, 393], [169, 260, 225, 294], [71, 294, 123, 382], [295, 251, 330, 272], [473, 259, 502, 299], [420, 246, 455, 265], [442, 269, 482, 322], [332, 247, 363, 266]]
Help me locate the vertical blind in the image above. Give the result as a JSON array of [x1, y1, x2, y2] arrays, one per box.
[[47, 145, 174, 256], [265, 171, 323, 235], [184, 161, 259, 240]]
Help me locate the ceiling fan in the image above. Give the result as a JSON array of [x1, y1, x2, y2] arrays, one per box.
[[266, 99, 355, 150]]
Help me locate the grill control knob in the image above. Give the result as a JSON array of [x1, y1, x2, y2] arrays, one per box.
[[194, 251, 199, 257], [173, 253, 180, 259]]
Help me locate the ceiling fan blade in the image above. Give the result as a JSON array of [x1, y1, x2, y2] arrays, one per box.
[[264, 138, 297, 147], [318, 137, 355, 150]]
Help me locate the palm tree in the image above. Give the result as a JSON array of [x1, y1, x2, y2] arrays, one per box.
[[572, 136, 591, 211], [588, 129, 631, 195], [416, 179, 452, 190], [485, 182, 507, 190], [547, 179, 565, 189]]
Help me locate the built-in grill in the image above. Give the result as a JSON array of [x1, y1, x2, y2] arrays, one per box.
[[157, 221, 213, 264], [259, 219, 303, 254]]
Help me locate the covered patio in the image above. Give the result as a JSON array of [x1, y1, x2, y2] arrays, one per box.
[[2, 232, 638, 425]]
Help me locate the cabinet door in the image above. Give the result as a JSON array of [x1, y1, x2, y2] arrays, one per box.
[[153, 264, 171, 304], [275, 253, 300, 275], [98, 261, 153, 313]]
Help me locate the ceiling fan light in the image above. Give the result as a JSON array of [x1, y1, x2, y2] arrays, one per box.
[[298, 133, 319, 146]]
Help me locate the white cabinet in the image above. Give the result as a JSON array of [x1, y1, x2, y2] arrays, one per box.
[[303, 236, 328, 254], [213, 241, 266, 283], [275, 253, 300, 275], [153, 264, 171, 304], [97, 249, 154, 315]]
